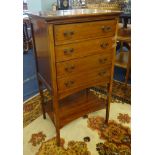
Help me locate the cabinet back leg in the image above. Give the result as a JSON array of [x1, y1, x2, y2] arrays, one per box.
[[105, 83, 112, 124], [56, 127, 60, 146], [38, 80, 46, 119]]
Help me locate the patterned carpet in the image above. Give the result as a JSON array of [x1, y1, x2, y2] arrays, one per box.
[[23, 91, 52, 127], [93, 80, 131, 104], [88, 117, 131, 155], [23, 81, 131, 155]]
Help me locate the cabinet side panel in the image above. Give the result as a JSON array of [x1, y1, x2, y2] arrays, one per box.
[[31, 18, 52, 88]]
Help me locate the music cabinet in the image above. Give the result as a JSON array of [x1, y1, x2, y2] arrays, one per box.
[[28, 9, 120, 145]]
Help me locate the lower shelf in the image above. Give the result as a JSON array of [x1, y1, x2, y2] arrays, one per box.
[[45, 89, 107, 128]]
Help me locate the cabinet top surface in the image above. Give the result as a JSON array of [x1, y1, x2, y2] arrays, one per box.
[[27, 9, 121, 21]]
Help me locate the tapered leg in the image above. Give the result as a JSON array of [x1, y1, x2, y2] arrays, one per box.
[[56, 125, 60, 146], [38, 79, 46, 119], [105, 83, 112, 124], [52, 97, 60, 146]]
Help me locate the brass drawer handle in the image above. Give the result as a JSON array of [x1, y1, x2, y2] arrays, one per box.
[[65, 65, 75, 73], [70, 31, 74, 35], [64, 48, 74, 55], [64, 80, 75, 88], [98, 70, 106, 76], [100, 43, 109, 48], [101, 26, 112, 32], [64, 31, 74, 36], [99, 58, 108, 64]]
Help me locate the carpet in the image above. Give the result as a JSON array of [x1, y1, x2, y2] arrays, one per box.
[[93, 80, 131, 104], [23, 91, 52, 128], [23, 85, 131, 155]]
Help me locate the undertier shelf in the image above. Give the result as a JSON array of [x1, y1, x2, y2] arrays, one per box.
[[45, 90, 107, 128]]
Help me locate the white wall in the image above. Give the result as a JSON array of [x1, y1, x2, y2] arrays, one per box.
[[27, 0, 42, 12], [41, 0, 57, 11], [27, 0, 57, 12]]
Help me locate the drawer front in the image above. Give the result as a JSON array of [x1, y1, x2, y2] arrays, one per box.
[[54, 20, 116, 45], [55, 37, 114, 62], [56, 52, 113, 78], [57, 66, 111, 92]]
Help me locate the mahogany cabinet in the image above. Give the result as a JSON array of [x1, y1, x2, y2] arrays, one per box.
[[28, 9, 120, 145]]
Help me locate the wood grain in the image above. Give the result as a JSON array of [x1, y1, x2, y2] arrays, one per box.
[[56, 52, 113, 78], [55, 37, 114, 62], [46, 90, 107, 128], [57, 66, 111, 92], [54, 20, 116, 45], [30, 18, 52, 87]]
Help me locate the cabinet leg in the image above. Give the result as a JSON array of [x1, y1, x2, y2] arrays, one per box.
[[105, 83, 112, 124], [53, 97, 60, 146], [56, 127, 60, 146], [38, 80, 46, 119]]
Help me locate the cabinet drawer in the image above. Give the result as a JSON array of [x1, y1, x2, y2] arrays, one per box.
[[56, 52, 112, 78], [55, 37, 114, 62], [54, 20, 116, 45], [57, 66, 111, 92]]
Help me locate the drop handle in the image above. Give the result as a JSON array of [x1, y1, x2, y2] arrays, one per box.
[[64, 31, 74, 36], [64, 80, 75, 88], [99, 58, 108, 64], [100, 43, 109, 48], [101, 26, 112, 32], [98, 70, 106, 76], [64, 48, 74, 55], [65, 65, 75, 72]]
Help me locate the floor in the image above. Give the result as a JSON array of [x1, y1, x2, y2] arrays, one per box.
[[24, 99, 131, 155], [23, 49, 130, 101], [23, 49, 38, 101]]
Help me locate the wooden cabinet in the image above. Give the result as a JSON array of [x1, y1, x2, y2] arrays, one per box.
[[28, 9, 120, 145]]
